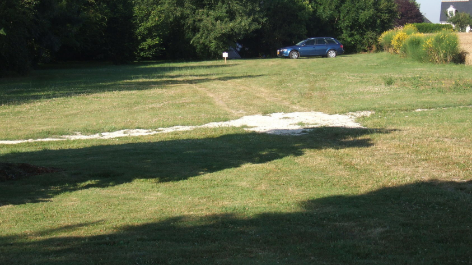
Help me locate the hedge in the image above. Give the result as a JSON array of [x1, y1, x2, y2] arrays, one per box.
[[410, 23, 454, 33]]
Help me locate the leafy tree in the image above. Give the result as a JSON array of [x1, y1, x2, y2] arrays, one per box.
[[28, 0, 85, 64], [1, 0, 113, 74], [448, 12, 472, 32], [42, 0, 136, 63], [134, 0, 166, 59], [144, 0, 199, 59], [0, 0, 403, 74], [102, 0, 137, 64], [54, 0, 107, 61], [0, 0, 36, 76], [254, 0, 313, 56], [135, 0, 263, 59], [394, 0, 423, 26], [312, 0, 397, 53], [158, 0, 263, 59], [188, 0, 262, 58]]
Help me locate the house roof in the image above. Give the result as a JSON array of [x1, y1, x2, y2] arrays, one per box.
[[423, 15, 432, 24], [440, 0, 472, 22]]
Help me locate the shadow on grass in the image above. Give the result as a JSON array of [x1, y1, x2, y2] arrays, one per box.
[[1, 180, 470, 264], [0, 62, 253, 105], [0, 127, 391, 206]]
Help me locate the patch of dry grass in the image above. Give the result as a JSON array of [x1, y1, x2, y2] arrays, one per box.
[[458, 33, 472, 65]]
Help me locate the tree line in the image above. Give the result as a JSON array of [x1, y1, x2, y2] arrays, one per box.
[[1, 0, 420, 76]]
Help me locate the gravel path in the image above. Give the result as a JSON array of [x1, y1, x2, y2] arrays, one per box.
[[0, 111, 373, 145]]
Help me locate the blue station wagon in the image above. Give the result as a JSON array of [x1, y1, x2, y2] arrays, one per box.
[[277, 37, 344, 59]]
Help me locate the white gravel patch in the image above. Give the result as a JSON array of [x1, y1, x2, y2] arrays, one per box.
[[0, 111, 373, 145]]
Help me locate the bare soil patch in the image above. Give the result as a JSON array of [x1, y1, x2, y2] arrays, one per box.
[[0, 163, 61, 182]]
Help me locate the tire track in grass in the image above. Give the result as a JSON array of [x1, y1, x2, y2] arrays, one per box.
[[193, 84, 243, 116], [222, 79, 308, 113]]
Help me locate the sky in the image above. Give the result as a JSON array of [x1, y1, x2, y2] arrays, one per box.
[[416, 0, 442, 23]]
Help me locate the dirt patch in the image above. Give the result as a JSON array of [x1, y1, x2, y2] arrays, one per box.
[[458, 33, 472, 65], [0, 162, 61, 182]]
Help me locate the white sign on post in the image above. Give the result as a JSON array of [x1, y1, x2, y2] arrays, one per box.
[[222, 52, 229, 63]]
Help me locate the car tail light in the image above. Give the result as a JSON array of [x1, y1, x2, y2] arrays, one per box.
[[341, 44, 344, 50]]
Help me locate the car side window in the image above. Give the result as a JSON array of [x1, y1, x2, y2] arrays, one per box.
[[315, 39, 327, 45], [325, 38, 337, 44], [305, 40, 315, 45]]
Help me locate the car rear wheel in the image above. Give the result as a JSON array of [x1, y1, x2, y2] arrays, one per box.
[[289, 50, 299, 59], [327, 49, 337, 58]]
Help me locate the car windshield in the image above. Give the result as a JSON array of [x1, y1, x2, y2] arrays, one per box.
[[296, 40, 305, 46]]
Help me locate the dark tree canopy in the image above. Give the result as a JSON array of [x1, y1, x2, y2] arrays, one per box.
[[0, 0, 35, 75], [394, 0, 424, 26], [311, 0, 398, 53], [1, 0, 399, 76]]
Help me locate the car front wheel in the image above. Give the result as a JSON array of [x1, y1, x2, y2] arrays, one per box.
[[289, 50, 299, 59], [327, 50, 337, 58]]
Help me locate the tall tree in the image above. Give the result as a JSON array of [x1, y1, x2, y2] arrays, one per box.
[[258, 0, 313, 56], [134, 0, 166, 59], [1, 0, 402, 74], [102, 0, 137, 64], [312, 0, 398, 53], [54, 0, 107, 61], [0, 0, 36, 76], [394, 0, 423, 26], [135, 0, 264, 59], [188, 0, 262, 58], [28, 0, 87, 64]]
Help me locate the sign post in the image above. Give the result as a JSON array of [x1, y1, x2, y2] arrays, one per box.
[[222, 52, 229, 64]]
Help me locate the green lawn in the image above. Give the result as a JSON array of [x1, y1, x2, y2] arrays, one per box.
[[1, 53, 471, 264]]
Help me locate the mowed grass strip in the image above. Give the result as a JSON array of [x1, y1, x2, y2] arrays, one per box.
[[0, 53, 471, 264]]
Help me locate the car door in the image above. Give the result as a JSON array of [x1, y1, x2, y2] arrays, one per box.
[[298, 39, 316, 56], [313, 38, 328, 56]]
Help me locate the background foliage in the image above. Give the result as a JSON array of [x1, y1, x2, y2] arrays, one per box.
[[1, 0, 410, 75], [394, 0, 423, 27]]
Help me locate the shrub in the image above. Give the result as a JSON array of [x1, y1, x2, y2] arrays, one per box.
[[401, 33, 427, 62], [378, 25, 462, 64], [423, 30, 460, 64], [378, 29, 398, 52], [392, 32, 409, 53], [403, 24, 419, 35], [379, 25, 418, 54]]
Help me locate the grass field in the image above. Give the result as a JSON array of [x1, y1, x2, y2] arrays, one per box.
[[1, 53, 471, 264]]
